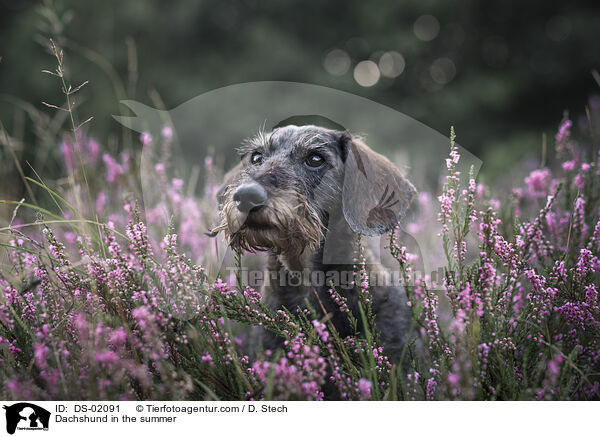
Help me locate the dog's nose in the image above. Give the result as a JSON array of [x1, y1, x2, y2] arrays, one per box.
[[233, 183, 268, 213]]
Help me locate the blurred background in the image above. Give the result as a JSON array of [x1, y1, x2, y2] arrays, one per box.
[[1, 0, 600, 186]]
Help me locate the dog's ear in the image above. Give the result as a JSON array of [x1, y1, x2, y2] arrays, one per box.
[[340, 134, 416, 236], [217, 161, 243, 207]]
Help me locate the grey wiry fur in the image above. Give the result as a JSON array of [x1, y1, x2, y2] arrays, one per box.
[[215, 125, 416, 363]]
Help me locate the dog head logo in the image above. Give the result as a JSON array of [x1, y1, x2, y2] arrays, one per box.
[[3, 403, 50, 435], [114, 81, 481, 280]]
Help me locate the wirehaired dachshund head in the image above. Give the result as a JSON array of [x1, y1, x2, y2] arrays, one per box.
[[214, 125, 416, 258]]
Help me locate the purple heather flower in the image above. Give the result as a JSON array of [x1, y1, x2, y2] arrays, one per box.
[[161, 126, 173, 140], [524, 168, 551, 197], [562, 160, 576, 171], [555, 119, 572, 148], [358, 378, 372, 399], [60, 140, 74, 170], [438, 189, 455, 221], [447, 372, 460, 387], [95, 350, 119, 364], [102, 153, 129, 183], [426, 377, 437, 400], [95, 192, 107, 215], [33, 343, 50, 369], [87, 138, 100, 163], [574, 171, 585, 189], [108, 328, 127, 346], [140, 132, 153, 146], [311, 320, 330, 343], [548, 355, 563, 379], [585, 285, 598, 308]]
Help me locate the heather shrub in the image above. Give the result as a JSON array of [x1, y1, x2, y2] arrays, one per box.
[[1, 43, 599, 401]]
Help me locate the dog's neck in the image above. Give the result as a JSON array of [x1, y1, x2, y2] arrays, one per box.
[[276, 251, 311, 273], [275, 210, 357, 274]]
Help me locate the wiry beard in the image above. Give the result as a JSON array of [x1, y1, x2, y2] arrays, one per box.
[[214, 187, 325, 257]]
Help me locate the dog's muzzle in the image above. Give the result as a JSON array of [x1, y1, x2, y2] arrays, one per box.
[[233, 183, 268, 213]]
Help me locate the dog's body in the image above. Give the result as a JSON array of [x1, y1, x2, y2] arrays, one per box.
[[259, 241, 413, 361], [215, 125, 416, 361]]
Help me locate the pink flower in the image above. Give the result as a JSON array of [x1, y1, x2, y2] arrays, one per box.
[[60, 140, 74, 170], [172, 178, 184, 191], [103, 154, 121, 183], [447, 372, 460, 387], [33, 343, 50, 369], [311, 320, 330, 343], [161, 126, 173, 140], [574, 172, 585, 189], [555, 119, 572, 147], [358, 378, 372, 399], [102, 153, 130, 182], [407, 253, 420, 265], [524, 168, 551, 197], [87, 138, 100, 163], [438, 189, 455, 220], [585, 285, 598, 308], [95, 192, 107, 215], [95, 350, 119, 364], [140, 132, 153, 146], [548, 355, 563, 379], [426, 377, 438, 400], [108, 328, 127, 346]]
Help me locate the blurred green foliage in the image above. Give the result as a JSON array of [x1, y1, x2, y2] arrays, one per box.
[[1, 0, 600, 182]]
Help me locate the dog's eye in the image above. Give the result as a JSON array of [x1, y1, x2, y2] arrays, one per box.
[[305, 153, 325, 168], [251, 152, 264, 165]]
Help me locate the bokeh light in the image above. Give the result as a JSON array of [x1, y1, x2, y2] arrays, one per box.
[[323, 49, 351, 76], [414, 15, 440, 41], [429, 57, 456, 85], [353, 60, 380, 87], [378, 51, 406, 78]]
